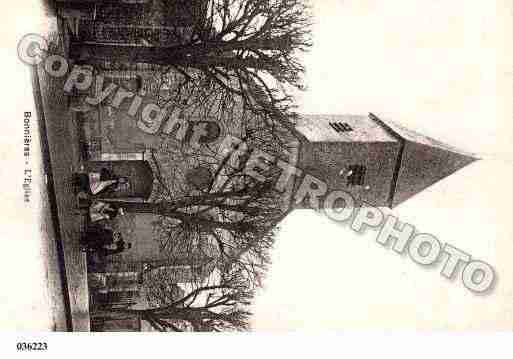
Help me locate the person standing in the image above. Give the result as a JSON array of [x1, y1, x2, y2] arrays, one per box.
[[80, 224, 116, 252], [97, 237, 132, 257]]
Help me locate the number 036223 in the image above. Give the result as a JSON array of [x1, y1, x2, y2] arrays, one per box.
[[16, 342, 48, 351]]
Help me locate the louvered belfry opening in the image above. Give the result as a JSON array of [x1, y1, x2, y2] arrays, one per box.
[[329, 122, 353, 133]]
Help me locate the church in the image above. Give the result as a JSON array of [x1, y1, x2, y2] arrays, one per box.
[[77, 104, 478, 330], [54, 0, 477, 331]]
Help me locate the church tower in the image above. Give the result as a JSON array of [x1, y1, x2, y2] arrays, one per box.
[[295, 113, 477, 208]]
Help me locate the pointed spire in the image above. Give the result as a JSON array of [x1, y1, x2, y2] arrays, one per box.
[[374, 115, 478, 207]]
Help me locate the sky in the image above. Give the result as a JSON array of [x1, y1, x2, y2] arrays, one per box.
[[251, 0, 513, 330]]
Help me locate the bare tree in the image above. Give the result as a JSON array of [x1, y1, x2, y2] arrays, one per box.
[[83, 1, 311, 329], [89, 49, 302, 330], [87, 0, 312, 133], [106, 55, 301, 275], [113, 143, 285, 270], [112, 263, 256, 331], [165, 0, 312, 133]]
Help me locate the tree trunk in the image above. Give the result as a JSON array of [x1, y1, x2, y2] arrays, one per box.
[[71, 41, 282, 69], [113, 200, 255, 233]]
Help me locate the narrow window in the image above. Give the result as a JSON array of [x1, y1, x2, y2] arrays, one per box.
[[346, 165, 366, 186]]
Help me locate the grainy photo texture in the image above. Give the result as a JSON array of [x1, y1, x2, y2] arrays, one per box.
[[7, 0, 511, 332]]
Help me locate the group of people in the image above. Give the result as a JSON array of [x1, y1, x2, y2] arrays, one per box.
[[80, 224, 131, 257], [73, 168, 133, 256], [73, 167, 130, 197]]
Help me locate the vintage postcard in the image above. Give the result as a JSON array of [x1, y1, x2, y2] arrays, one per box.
[[1, 0, 512, 351]]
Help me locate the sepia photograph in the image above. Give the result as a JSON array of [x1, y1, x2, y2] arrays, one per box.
[[0, 0, 512, 356]]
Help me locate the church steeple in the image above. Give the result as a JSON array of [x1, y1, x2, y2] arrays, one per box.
[[294, 113, 477, 209], [371, 113, 478, 207]]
